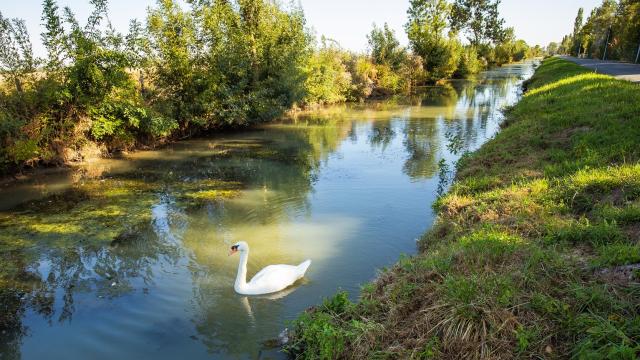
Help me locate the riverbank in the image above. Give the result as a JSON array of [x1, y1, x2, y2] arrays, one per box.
[[0, 59, 524, 183], [286, 57, 640, 359]]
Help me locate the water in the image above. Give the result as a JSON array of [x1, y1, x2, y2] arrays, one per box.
[[0, 62, 535, 360]]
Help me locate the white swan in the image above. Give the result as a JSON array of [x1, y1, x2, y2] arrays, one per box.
[[229, 241, 311, 296]]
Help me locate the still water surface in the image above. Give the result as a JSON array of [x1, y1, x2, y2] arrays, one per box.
[[0, 62, 534, 359]]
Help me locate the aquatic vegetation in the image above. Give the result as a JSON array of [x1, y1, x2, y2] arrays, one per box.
[[184, 189, 241, 202], [0, 179, 156, 251], [288, 58, 640, 358]]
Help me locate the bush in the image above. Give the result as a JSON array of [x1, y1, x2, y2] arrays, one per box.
[[454, 46, 483, 78]]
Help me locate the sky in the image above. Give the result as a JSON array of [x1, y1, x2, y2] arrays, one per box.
[[2, 0, 604, 56]]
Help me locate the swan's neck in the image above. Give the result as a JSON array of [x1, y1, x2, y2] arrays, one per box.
[[235, 250, 249, 292]]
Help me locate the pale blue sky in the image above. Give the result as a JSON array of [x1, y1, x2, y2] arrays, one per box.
[[2, 0, 603, 56]]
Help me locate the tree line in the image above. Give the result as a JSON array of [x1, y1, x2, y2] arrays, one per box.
[[548, 0, 640, 61], [0, 0, 537, 173]]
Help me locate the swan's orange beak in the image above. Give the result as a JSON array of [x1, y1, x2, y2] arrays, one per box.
[[228, 248, 238, 256]]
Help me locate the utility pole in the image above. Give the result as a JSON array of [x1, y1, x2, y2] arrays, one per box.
[[636, 40, 640, 63], [603, 26, 611, 61]]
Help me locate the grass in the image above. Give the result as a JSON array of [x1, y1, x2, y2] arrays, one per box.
[[286, 58, 640, 359]]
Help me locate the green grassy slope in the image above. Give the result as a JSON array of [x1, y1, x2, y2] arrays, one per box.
[[286, 58, 640, 359]]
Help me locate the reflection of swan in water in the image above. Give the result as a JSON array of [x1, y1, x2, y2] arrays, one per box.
[[239, 285, 305, 324], [239, 296, 255, 324], [229, 242, 311, 295]]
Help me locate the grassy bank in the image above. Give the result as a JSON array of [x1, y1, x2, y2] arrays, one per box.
[[286, 57, 640, 359]]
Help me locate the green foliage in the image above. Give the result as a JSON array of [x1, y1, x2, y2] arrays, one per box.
[[594, 243, 640, 267], [90, 97, 176, 146], [147, 0, 201, 125], [286, 292, 354, 360], [493, 31, 529, 64], [41, 0, 65, 72], [449, 0, 506, 46], [419, 337, 441, 359], [0, 12, 36, 93], [367, 23, 405, 69], [1, 0, 312, 172], [303, 38, 352, 105], [515, 325, 536, 354], [571, 314, 640, 360], [148, 0, 310, 126], [546, 41, 560, 56], [454, 46, 482, 77], [596, 204, 640, 225], [345, 54, 377, 100], [303, 31, 425, 104], [374, 64, 404, 94], [6, 139, 39, 164], [322, 291, 352, 314], [406, 0, 463, 82], [546, 220, 625, 247]]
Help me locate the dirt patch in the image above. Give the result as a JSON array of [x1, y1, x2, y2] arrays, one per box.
[[598, 263, 640, 284], [556, 126, 592, 141], [624, 224, 640, 242]]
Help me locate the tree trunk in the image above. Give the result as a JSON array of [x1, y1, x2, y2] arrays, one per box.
[[139, 70, 145, 96], [14, 77, 22, 93]]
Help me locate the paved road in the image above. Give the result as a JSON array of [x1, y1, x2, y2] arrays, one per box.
[[560, 56, 640, 83]]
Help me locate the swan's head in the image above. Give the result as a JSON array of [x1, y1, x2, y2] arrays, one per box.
[[228, 241, 249, 256]]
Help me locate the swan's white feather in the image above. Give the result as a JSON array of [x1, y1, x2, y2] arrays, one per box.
[[232, 242, 311, 295], [241, 261, 310, 295], [253, 260, 311, 284], [250, 265, 301, 288]]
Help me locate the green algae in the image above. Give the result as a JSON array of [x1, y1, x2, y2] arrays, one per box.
[[0, 179, 157, 252], [0, 174, 247, 256], [184, 189, 241, 201]]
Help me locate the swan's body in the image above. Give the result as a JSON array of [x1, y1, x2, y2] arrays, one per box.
[[230, 242, 311, 296]]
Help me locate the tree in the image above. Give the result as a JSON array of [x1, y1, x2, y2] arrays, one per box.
[[147, 0, 199, 125], [406, 0, 462, 82], [559, 35, 572, 54], [125, 19, 151, 95], [454, 45, 481, 78], [148, 0, 311, 126], [573, 8, 584, 36], [0, 13, 36, 92], [614, 0, 640, 61], [571, 8, 584, 55], [304, 37, 352, 104], [399, 53, 426, 93], [203, 0, 310, 122], [367, 23, 404, 69], [41, 0, 66, 73], [492, 27, 529, 65], [449, 0, 506, 46]]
